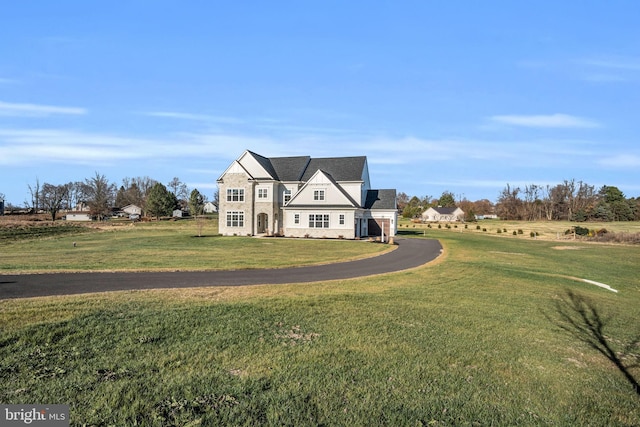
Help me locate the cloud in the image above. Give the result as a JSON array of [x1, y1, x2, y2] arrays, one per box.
[[598, 154, 640, 169], [490, 114, 599, 129], [580, 58, 640, 71], [0, 100, 86, 116], [140, 111, 244, 124]]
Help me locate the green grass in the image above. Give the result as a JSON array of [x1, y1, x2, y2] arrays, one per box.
[[1, 223, 639, 425], [0, 220, 390, 273]]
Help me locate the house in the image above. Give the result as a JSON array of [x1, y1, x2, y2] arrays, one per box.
[[203, 202, 217, 214], [172, 209, 185, 218], [217, 150, 397, 239], [122, 204, 142, 217], [422, 206, 465, 222], [64, 212, 93, 221]]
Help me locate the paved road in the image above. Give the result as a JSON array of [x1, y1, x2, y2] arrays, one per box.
[[0, 238, 442, 299]]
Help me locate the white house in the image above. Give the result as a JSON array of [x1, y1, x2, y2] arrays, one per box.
[[217, 150, 397, 239], [65, 212, 93, 221], [122, 204, 142, 216], [203, 202, 217, 213], [422, 206, 465, 222]]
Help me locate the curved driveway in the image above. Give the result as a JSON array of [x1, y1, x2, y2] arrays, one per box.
[[0, 238, 442, 299]]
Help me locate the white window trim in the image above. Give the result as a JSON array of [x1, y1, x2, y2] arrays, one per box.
[[313, 190, 325, 201], [257, 188, 268, 199], [308, 213, 330, 228], [226, 210, 245, 227], [226, 188, 245, 202]]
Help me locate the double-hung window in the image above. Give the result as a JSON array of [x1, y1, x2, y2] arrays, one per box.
[[313, 190, 325, 201], [294, 213, 300, 224], [283, 189, 292, 204], [258, 188, 268, 199], [339, 214, 345, 225], [308, 214, 329, 228], [226, 188, 244, 202], [226, 211, 244, 227]]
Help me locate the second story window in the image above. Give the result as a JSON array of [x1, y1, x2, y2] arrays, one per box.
[[226, 188, 244, 202], [313, 190, 325, 201], [258, 188, 268, 199], [284, 189, 292, 204]]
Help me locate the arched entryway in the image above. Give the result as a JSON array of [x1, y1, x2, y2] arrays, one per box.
[[257, 213, 268, 234]]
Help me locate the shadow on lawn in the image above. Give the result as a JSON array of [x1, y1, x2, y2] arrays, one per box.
[[550, 290, 640, 397]]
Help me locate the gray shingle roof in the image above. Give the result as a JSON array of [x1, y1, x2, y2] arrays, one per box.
[[364, 189, 397, 210], [247, 152, 367, 183], [269, 156, 311, 181], [301, 157, 367, 182], [431, 207, 459, 214]]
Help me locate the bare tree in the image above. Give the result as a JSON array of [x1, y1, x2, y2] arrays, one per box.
[[167, 177, 188, 201], [26, 178, 41, 212], [85, 172, 116, 220], [40, 183, 69, 221]]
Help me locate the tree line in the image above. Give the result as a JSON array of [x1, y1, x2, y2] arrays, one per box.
[[495, 180, 639, 221], [397, 180, 640, 222], [6, 173, 217, 221]]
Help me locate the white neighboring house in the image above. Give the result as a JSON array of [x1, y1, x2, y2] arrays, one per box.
[[217, 150, 397, 239], [172, 209, 184, 218], [203, 202, 217, 214], [122, 204, 142, 217], [65, 212, 93, 221], [422, 206, 465, 222]]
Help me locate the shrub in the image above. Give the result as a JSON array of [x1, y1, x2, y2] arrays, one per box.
[[513, 231, 517, 236], [482, 228, 487, 232], [517, 229, 523, 234], [497, 229, 502, 234], [476, 225, 481, 230]]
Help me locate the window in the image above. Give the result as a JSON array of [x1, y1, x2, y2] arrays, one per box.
[[294, 214, 300, 224], [226, 211, 244, 227], [226, 188, 244, 202], [339, 214, 345, 225], [283, 189, 292, 204], [258, 188, 268, 199], [313, 190, 325, 201], [308, 214, 329, 228]]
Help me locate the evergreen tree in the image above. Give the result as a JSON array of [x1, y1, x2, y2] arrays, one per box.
[[188, 188, 204, 217], [146, 183, 177, 219]]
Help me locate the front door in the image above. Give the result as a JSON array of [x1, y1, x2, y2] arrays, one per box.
[[257, 213, 268, 234]]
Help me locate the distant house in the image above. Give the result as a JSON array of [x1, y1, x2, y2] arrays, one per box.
[[172, 209, 184, 218], [65, 212, 93, 221], [122, 204, 142, 217], [203, 202, 217, 214], [217, 150, 397, 239], [422, 206, 465, 222]]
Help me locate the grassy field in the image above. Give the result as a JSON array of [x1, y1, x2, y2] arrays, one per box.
[[1, 220, 639, 425], [0, 219, 390, 273]]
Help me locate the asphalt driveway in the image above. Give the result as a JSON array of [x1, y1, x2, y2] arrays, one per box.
[[0, 238, 442, 299]]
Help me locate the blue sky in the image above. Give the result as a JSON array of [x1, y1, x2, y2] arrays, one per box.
[[1, 1, 639, 206]]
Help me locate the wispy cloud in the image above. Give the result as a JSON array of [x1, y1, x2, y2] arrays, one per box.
[[490, 114, 599, 129], [0, 100, 86, 116], [580, 58, 640, 71], [597, 154, 640, 169], [140, 111, 244, 124]]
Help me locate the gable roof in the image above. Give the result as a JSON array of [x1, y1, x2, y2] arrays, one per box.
[[364, 189, 397, 210], [428, 206, 462, 215], [269, 156, 311, 181], [300, 157, 367, 182], [223, 150, 368, 184], [286, 169, 361, 208]]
